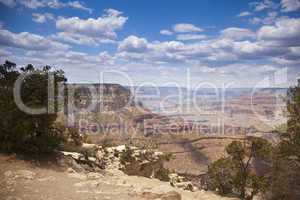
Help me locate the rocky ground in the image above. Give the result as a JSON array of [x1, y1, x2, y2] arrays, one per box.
[[0, 150, 237, 200]]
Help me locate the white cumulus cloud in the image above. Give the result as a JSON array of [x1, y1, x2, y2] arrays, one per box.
[[56, 8, 127, 40], [176, 34, 207, 41], [251, 0, 277, 12], [250, 11, 278, 25], [19, 0, 45, 9], [118, 35, 149, 53], [67, 1, 92, 13], [220, 27, 256, 40], [0, 28, 69, 50], [237, 11, 252, 17], [51, 32, 116, 46], [173, 23, 203, 33], [160, 30, 173, 36], [0, 0, 16, 7], [258, 17, 300, 46], [281, 0, 300, 12], [32, 13, 54, 23], [19, 0, 92, 13]]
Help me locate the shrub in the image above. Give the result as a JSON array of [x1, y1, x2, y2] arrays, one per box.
[[160, 153, 175, 162], [101, 138, 115, 148], [208, 157, 235, 195], [270, 85, 300, 200], [0, 61, 67, 155], [68, 127, 83, 146], [208, 137, 272, 199], [120, 145, 135, 164], [154, 167, 170, 182]]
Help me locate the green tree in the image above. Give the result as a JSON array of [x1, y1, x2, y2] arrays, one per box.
[[208, 157, 235, 195], [208, 137, 272, 200], [0, 61, 67, 155], [270, 85, 300, 200]]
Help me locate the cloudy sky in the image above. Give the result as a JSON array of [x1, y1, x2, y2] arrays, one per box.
[[0, 0, 300, 88]]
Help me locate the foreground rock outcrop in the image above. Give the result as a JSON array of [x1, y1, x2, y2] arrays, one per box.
[[0, 149, 237, 200]]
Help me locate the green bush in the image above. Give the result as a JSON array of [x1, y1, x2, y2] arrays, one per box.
[[208, 137, 272, 199], [208, 157, 235, 195], [270, 85, 300, 200], [68, 127, 83, 146], [160, 153, 175, 162], [154, 167, 170, 182], [120, 145, 135, 164], [101, 138, 115, 148], [0, 61, 66, 155]]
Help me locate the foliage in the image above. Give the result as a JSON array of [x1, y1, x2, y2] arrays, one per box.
[[120, 145, 135, 164], [208, 157, 235, 195], [82, 134, 92, 144], [273, 123, 288, 134], [133, 138, 159, 150], [160, 153, 175, 162], [270, 85, 300, 200], [101, 138, 115, 148], [68, 126, 83, 146], [208, 137, 272, 200], [0, 61, 67, 155], [154, 167, 170, 182]]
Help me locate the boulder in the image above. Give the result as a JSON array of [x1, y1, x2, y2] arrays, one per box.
[[122, 159, 163, 178], [173, 181, 194, 192], [169, 173, 196, 191], [61, 150, 104, 172]]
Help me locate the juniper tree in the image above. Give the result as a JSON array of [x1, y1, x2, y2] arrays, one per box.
[[0, 61, 66, 155], [208, 137, 272, 200]]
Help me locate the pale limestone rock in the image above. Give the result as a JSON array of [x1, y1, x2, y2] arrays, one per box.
[[82, 143, 98, 149], [67, 167, 76, 173], [114, 145, 126, 152], [87, 172, 103, 180], [61, 151, 82, 160], [4, 170, 14, 178], [15, 170, 36, 180], [37, 176, 56, 182], [172, 181, 194, 191]]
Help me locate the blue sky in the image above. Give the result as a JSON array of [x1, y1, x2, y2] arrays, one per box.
[[0, 0, 300, 88]]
